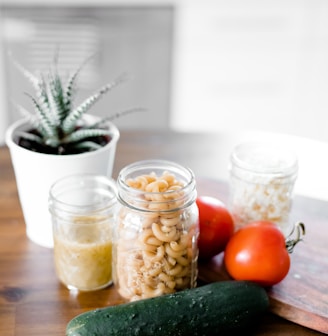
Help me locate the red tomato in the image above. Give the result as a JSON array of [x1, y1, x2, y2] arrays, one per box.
[[224, 221, 290, 287], [196, 196, 234, 260]]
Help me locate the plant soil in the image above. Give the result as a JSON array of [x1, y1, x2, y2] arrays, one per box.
[[18, 129, 111, 155]]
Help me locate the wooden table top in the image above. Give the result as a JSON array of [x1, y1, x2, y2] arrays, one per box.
[[0, 129, 325, 335]]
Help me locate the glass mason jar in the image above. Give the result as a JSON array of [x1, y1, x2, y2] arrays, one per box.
[[229, 142, 298, 236], [49, 174, 117, 291], [113, 160, 199, 302]]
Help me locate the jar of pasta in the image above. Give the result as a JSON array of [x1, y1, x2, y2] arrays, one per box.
[[229, 142, 298, 236], [49, 174, 117, 291], [113, 159, 199, 302]]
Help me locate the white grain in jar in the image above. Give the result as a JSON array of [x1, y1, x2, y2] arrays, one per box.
[[229, 142, 298, 236]]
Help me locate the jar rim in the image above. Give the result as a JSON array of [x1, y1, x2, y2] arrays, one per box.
[[230, 141, 298, 176], [49, 173, 117, 215], [117, 159, 197, 212]]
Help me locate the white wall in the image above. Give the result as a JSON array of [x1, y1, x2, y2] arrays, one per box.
[[0, 8, 8, 145], [2, 0, 328, 145], [171, 0, 328, 143]]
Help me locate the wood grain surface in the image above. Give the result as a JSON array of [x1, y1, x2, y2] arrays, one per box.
[[196, 177, 328, 334], [0, 130, 326, 336]]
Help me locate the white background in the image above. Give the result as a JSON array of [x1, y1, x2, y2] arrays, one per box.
[[171, 0, 328, 143], [1, 0, 328, 142]]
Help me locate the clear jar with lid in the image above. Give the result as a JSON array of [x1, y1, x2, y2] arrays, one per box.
[[229, 142, 298, 236], [49, 174, 117, 291], [113, 159, 199, 302]]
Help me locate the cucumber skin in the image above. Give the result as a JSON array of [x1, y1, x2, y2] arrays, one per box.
[[66, 281, 269, 336]]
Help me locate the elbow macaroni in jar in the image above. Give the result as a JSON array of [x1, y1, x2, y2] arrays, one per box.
[[113, 160, 199, 302]]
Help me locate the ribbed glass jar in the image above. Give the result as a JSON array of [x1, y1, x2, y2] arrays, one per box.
[[49, 174, 117, 291], [113, 160, 199, 302], [229, 142, 298, 236]]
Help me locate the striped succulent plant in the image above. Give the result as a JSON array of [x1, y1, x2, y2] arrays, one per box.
[[13, 56, 139, 155]]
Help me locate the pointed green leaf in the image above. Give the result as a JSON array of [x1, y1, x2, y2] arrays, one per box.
[[71, 141, 103, 151], [25, 92, 57, 140], [16, 131, 43, 144], [63, 55, 94, 119], [87, 107, 146, 129], [62, 73, 129, 134], [48, 71, 66, 123], [63, 128, 111, 144], [11, 57, 40, 90]]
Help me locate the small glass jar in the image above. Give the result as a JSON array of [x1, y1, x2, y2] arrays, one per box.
[[49, 174, 117, 291], [113, 160, 199, 302], [229, 142, 298, 236]]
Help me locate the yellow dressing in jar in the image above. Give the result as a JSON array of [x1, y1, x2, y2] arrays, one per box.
[[54, 216, 113, 291], [49, 175, 117, 291]]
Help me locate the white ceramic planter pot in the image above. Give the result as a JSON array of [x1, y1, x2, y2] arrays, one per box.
[[5, 115, 120, 248]]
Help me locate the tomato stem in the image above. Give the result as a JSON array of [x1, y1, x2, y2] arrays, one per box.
[[285, 222, 306, 253]]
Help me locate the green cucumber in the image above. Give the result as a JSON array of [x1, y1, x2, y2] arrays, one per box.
[[66, 280, 269, 336]]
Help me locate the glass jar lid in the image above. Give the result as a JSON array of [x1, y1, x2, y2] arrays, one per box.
[[230, 141, 298, 177]]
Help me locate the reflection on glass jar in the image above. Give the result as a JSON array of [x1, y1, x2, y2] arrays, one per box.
[[49, 174, 117, 291], [114, 160, 199, 302], [229, 142, 298, 236]]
